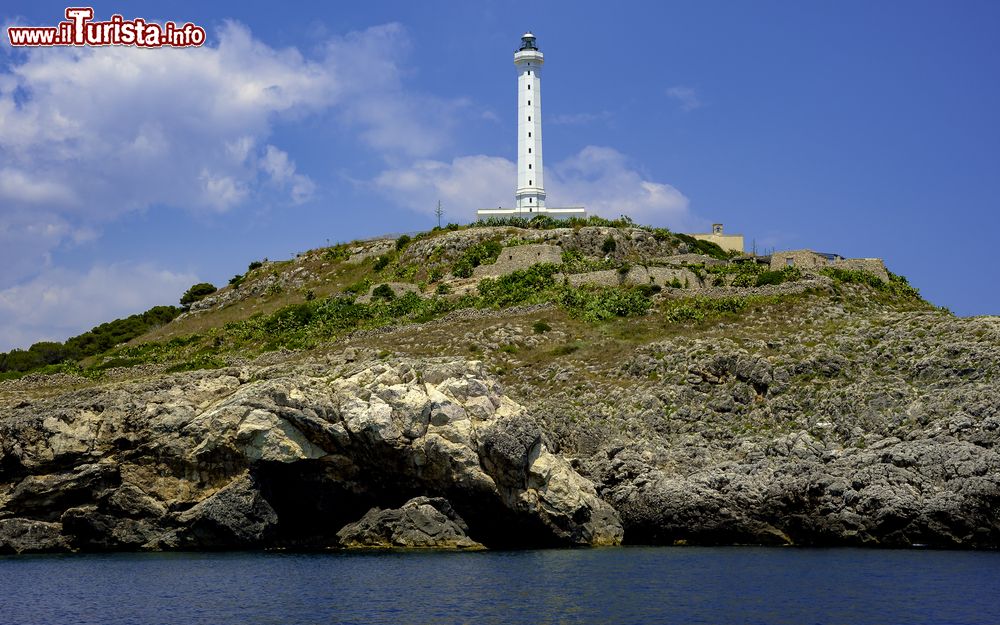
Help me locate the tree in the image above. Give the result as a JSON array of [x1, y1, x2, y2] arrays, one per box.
[[180, 282, 217, 308]]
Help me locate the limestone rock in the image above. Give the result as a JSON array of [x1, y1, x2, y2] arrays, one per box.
[[337, 497, 484, 550], [0, 518, 69, 554], [0, 358, 621, 551]]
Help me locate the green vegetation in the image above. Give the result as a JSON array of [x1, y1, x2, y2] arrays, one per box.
[[560, 249, 616, 274], [0, 305, 181, 377], [602, 236, 618, 255], [698, 261, 801, 288], [532, 320, 552, 334], [478, 264, 559, 307], [1, 216, 932, 380], [471, 214, 637, 231], [560, 286, 652, 322], [180, 283, 217, 308], [218, 292, 468, 351], [661, 296, 750, 323], [821, 267, 921, 299], [753, 266, 801, 287], [372, 284, 395, 301], [452, 239, 503, 278], [323, 244, 350, 262], [345, 278, 372, 296], [674, 233, 733, 260]]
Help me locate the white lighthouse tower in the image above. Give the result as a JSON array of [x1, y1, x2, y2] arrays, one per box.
[[515, 32, 545, 211], [477, 32, 585, 219]]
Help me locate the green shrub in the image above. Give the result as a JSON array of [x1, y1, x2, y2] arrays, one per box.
[[247, 260, 265, 272], [755, 266, 801, 287], [650, 227, 672, 241], [229, 274, 244, 288], [393, 263, 418, 280], [821, 267, 920, 298], [323, 245, 350, 262], [662, 297, 749, 323], [436, 283, 451, 295], [305, 289, 316, 301], [560, 286, 652, 322], [180, 282, 217, 307], [674, 234, 731, 260], [669, 277, 683, 289], [344, 278, 372, 295], [429, 267, 445, 282], [471, 214, 636, 231], [452, 259, 473, 278], [561, 249, 583, 264], [372, 284, 395, 301], [754, 270, 784, 286], [0, 305, 182, 375], [478, 264, 558, 307], [396, 234, 412, 251], [602, 236, 617, 255], [532, 320, 552, 334], [373, 255, 391, 271], [451, 239, 503, 278]]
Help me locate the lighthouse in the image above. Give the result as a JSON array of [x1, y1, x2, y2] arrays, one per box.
[[515, 32, 545, 210], [477, 32, 585, 219]]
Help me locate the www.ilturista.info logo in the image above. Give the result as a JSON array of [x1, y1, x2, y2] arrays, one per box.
[[7, 7, 206, 48]]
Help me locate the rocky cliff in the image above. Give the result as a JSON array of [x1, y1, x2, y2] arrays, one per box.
[[0, 358, 621, 553], [1, 222, 998, 552]]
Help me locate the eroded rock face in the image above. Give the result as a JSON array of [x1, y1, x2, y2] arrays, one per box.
[[519, 310, 1000, 548], [0, 358, 622, 553], [337, 496, 484, 550]]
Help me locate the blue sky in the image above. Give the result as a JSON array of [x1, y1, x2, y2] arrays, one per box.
[[1, 1, 998, 350]]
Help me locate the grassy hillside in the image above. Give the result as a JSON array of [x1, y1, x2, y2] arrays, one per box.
[[0, 215, 931, 383]]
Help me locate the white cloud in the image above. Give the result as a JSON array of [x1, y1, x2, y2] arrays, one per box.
[[551, 146, 692, 225], [322, 23, 465, 157], [260, 145, 315, 203], [373, 146, 693, 227], [0, 263, 197, 351], [666, 86, 702, 112], [0, 21, 457, 288]]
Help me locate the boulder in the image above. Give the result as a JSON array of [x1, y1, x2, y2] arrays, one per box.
[[337, 497, 484, 550]]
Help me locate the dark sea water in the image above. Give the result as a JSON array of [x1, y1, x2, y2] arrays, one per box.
[[1, 547, 998, 625]]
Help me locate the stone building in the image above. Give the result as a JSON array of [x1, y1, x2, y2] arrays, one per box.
[[690, 223, 744, 253], [771, 249, 889, 281], [473, 244, 563, 278]]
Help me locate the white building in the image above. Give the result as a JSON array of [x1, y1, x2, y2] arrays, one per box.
[[478, 33, 585, 219]]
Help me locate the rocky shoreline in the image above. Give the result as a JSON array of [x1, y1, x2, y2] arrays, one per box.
[[2, 283, 998, 553], [0, 358, 622, 554]]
